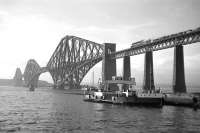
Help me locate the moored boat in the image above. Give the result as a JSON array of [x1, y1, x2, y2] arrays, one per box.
[[83, 76, 163, 107]]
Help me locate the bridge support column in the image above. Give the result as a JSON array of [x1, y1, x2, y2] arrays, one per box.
[[32, 76, 39, 88], [172, 45, 186, 93], [143, 51, 155, 91], [123, 56, 131, 90], [29, 84, 35, 91], [102, 43, 117, 91], [59, 83, 65, 89]]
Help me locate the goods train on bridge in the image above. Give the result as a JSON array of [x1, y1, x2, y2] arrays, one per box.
[[131, 28, 200, 49]]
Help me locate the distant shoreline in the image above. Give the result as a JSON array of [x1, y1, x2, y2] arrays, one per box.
[[0, 79, 52, 87], [0, 78, 199, 94]]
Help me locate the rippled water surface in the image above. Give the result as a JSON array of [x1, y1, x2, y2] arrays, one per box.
[[0, 86, 200, 133]]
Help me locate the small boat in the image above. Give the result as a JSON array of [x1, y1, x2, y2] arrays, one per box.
[[83, 76, 163, 107], [84, 90, 163, 107]]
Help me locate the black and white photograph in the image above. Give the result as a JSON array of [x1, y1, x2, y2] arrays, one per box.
[[0, 0, 200, 132]]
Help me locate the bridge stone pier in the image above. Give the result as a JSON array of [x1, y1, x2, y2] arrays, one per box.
[[30, 76, 39, 88], [123, 56, 131, 90], [143, 51, 155, 92], [102, 43, 117, 91], [172, 45, 186, 93]]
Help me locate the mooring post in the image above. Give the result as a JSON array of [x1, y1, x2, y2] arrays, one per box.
[[143, 51, 155, 92], [172, 45, 186, 93], [102, 43, 117, 91], [123, 56, 131, 90]]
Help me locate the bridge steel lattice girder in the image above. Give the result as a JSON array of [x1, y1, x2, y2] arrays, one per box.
[[47, 35, 104, 87], [23, 27, 200, 90], [24, 59, 49, 88], [13, 68, 23, 86], [111, 27, 200, 59], [23, 59, 41, 87]]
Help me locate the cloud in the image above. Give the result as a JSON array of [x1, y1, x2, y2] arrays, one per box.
[[0, 10, 9, 28]]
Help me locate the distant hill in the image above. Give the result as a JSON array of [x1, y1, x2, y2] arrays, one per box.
[[0, 79, 13, 86], [37, 80, 53, 87], [0, 79, 53, 87]]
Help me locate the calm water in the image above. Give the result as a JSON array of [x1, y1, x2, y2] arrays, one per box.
[[0, 86, 200, 133]]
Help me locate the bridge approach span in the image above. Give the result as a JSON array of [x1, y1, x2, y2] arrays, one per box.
[[111, 27, 200, 59]]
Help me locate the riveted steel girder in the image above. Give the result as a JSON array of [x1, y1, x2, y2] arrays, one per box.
[[111, 27, 200, 59], [13, 68, 23, 86], [24, 59, 49, 87], [46, 36, 104, 87], [24, 59, 41, 87]]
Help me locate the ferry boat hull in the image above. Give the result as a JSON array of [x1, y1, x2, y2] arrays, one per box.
[[83, 76, 163, 107], [83, 92, 163, 107], [126, 96, 163, 107]]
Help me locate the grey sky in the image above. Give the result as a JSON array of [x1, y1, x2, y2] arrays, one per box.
[[0, 0, 200, 86]]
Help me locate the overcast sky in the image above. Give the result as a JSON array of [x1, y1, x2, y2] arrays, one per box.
[[0, 0, 200, 86]]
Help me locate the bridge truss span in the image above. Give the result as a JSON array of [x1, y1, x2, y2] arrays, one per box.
[[23, 59, 49, 87], [47, 35, 104, 87], [111, 27, 200, 59]]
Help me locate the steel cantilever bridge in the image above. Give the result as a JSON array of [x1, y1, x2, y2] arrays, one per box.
[[15, 27, 200, 91], [23, 36, 104, 88]]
